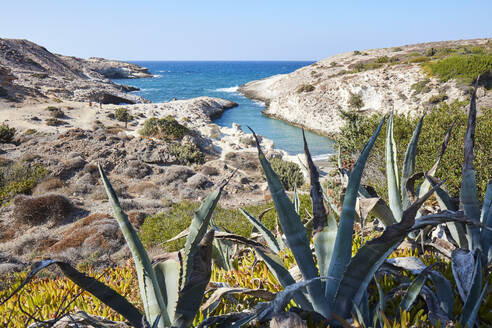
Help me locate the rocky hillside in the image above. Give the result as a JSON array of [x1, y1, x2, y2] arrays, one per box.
[[239, 38, 492, 136], [0, 38, 151, 104]]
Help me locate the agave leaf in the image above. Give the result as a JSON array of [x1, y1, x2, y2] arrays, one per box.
[[256, 277, 325, 323], [418, 119, 456, 198], [401, 115, 424, 210], [399, 266, 430, 311], [386, 112, 403, 221], [239, 208, 281, 254], [325, 118, 386, 306], [314, 210, 338, 280], [352, 301, 367, 328], [173, 229, 215, 328], [359, 185, 397, 227], [411, 211, 492, 232], [181, 181, 226, 291], [333, 180, 443, 318], [98, 164, 168, 327], [461, 82, 481, 250], [384, 257, 453, 316], [425, 175, 467, 248], [373, 276, 384, 328], [249, 128, 329, 318], [200, 287, 275, 312], [451, 249, 476, 303], [293, 185, 300, 214], [213, 238, 233, 271], [153, 260, 180, 323], [480, 180, 492, 262], [254, 248, 313, 311], [161, 228, 190, 244], [459, 253, 484, 328], [1, 260, 143, 327], [303, 129, 327, 232]]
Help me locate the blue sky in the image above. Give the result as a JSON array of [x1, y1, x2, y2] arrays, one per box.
[[1, 1, 491, 61]]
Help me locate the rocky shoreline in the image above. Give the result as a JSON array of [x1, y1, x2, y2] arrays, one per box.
[[0, 38, 151, 104], [239, 38, 492, 136]]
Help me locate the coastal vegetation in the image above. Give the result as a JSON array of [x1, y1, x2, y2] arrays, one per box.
[[115, 107, 133, 123], [0, 123, 15, 143], [269, 157, 304, 190], [169, 143, 205, 165], [337, 100, 492, 198], [0, 160, 49, 205], [139, 116, 190, 140]]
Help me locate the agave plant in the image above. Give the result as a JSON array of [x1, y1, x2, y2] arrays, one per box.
[[1, 164, 229, 328], [213, 92, 491, 326]]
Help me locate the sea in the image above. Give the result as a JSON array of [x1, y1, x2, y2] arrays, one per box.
[[113, 61, 334, 157]]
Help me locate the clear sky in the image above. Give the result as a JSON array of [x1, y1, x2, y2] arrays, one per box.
[[1, 0, 491, 61]]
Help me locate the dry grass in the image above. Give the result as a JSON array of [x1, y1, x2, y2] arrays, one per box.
[[128, 181, 158, 194], [32, 177, 65, 195], [13, 193, 74, 225]]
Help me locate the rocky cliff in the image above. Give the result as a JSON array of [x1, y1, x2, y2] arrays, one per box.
[[239, 38, 492, 136], [0, 38, 151, 104]]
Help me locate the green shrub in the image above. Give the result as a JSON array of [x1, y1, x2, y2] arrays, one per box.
[[169, 143, 205, 165], [0, 123, 15, 143], [45, 118, 63, 126], [269, 158, 304, 191], [23, 129, 37, 136], [410, 79, 431, 95], [139, 116, 190, 140], [48, 107, 65, 118], [375, 56, 389, 64], [408, 56, 431, 63], [428, 93, 448, 104], [0, 161, 49, 204], [139, 194, 313, 251], [348, 92, 364, 109], [114, 107, 133, 123], [336, 100, 492, 198], [425, 53, 492, 87], [296, 84, 315, 93], [392, 47, 402, 52], [353, 50, 361, 55]]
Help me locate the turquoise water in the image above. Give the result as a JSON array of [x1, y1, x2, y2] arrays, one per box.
[[113, 61, 334, 156]]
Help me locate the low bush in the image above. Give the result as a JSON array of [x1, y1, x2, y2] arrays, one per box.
[[139, 116, 190, 140], [353, 50, 361, 55], [114, 107, 132, 123], [23, 128, 37, 136], [375, 55, 389, 63], [32, 177, 65, 195], [269, 158, 304, 191], [425, 53, 492, 87], [410, 79, 431, 95], [169, 143, 205, 165], [0, 161, 49, 204], [0, 123, 15, 143], [348, 91, 364, 109], [296, 84, 315, 93], [139, 194, 313, 251], [45, 118, 63, 126], [336, 100, 492, 198], [13, 193, 73, 225], [392, 47, 402, 52], [428, 93, 448, 104], [47, 107, 65, 118]]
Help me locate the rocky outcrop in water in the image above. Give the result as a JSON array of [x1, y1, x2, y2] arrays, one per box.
[[0, 38, 150, 104], [239, 38, 492, 136]]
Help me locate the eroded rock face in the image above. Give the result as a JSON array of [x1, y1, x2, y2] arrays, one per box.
[[0, 38, 149, 103], [239, 38, 492, 136]]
